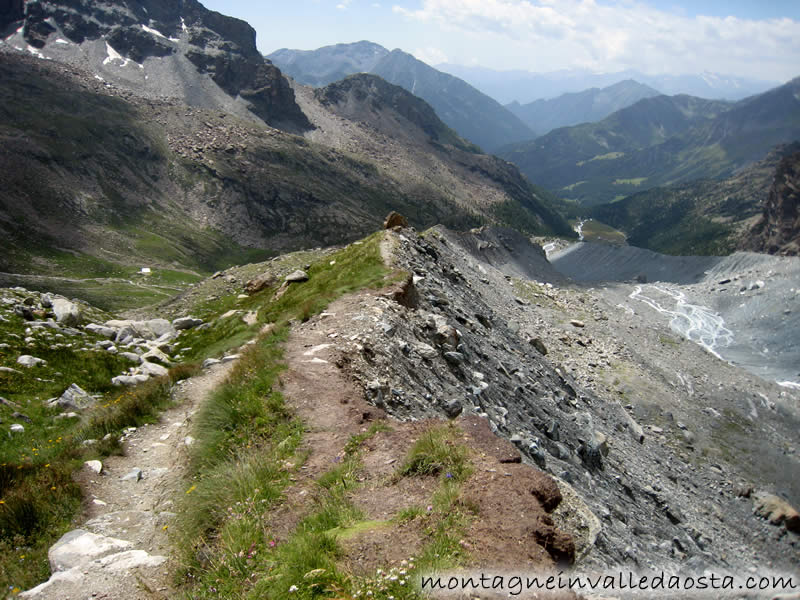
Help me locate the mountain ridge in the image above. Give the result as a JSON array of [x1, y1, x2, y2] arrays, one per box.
[[506, 79, 661, 136], [437, 63, 782, 104], [499, 78, 800, 206], [268, 41, 536, 151]]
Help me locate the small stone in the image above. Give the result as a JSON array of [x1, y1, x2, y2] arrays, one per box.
[[570, 319, 585, 328], [84, 460, 103, 474], [184, 436, 195, 446], [221, 354, 240, 363], [10, 423, 25, 433], [121, 468, 143, 482], [443, 351, 464, 365], [202, 358, 221, 368], [529, 337, 548, 356], [442, 399, 463, 419]]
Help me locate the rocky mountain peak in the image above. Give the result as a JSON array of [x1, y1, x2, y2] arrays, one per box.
[[3, 0, 311, 131]]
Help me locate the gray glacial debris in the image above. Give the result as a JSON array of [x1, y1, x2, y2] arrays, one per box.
[[324, 224, 800, 574]]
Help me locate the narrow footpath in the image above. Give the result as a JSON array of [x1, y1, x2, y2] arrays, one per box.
[[21, 362, 234, 600]]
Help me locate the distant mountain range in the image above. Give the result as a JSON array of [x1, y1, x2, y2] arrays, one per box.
[[437, 64, 782, 104], [506, 80, 661, 136], [498, 77, 800, 206], [268, 41, 535, 152]]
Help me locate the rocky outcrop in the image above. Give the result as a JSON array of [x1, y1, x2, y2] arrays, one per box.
[[746, 146, 800, 256], [10, 0, 310, 131]]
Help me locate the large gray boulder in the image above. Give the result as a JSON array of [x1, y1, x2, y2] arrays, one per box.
[[140, 361, 169, 378], [105, 319, 175, 340], [51, 298, 82, 326], [49, 384, 95, 411]]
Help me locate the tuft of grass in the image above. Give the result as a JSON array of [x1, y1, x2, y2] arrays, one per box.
[[397, 424, 472, 482], [343, 422, 391, 457]]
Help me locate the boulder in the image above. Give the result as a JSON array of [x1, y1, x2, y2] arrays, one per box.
[[140, 361, 169, 378], [105, 319, 175, 340], [413, 342, 438, 360], [50, 384, 95, 410], [84, 460, 103, 474], [427, 314, 460, 348], [141, 347, 172, 366], [244, 272, 276, 294], [112, 374, 149, 386], [85, 323, 117, 339], [51, 298, 82, 326], [17, 355, 46, 367], [173, 316, 203, 330], [48, 529, 131, 572], [383, 211, 409, 229], [284, 269, 309, 283], [10, 423, 25, 433], [120, 352, 142, 364]]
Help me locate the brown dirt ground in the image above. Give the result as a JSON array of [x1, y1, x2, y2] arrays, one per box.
[[275, 290, 579, 585]]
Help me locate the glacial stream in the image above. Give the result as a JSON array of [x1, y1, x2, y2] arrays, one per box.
[[629, 284, 734, 360], [549, 242, 800, 388]]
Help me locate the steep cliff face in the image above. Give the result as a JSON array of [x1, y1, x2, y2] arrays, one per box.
[[747, 146, 800, 256], [2, 0, 310, 131]]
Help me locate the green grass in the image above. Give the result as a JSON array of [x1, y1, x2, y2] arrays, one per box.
[[575, 219, 628, 245], [260, 233, 403, 325], [397, 424, 472, 482]]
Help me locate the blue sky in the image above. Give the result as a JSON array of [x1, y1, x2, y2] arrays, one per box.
[[200, 0, 800, 82]]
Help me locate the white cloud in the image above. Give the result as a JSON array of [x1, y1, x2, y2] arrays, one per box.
[[391, 0, 800, 80], [337, 0, 353, 9], [412, 46, 449, 65]]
